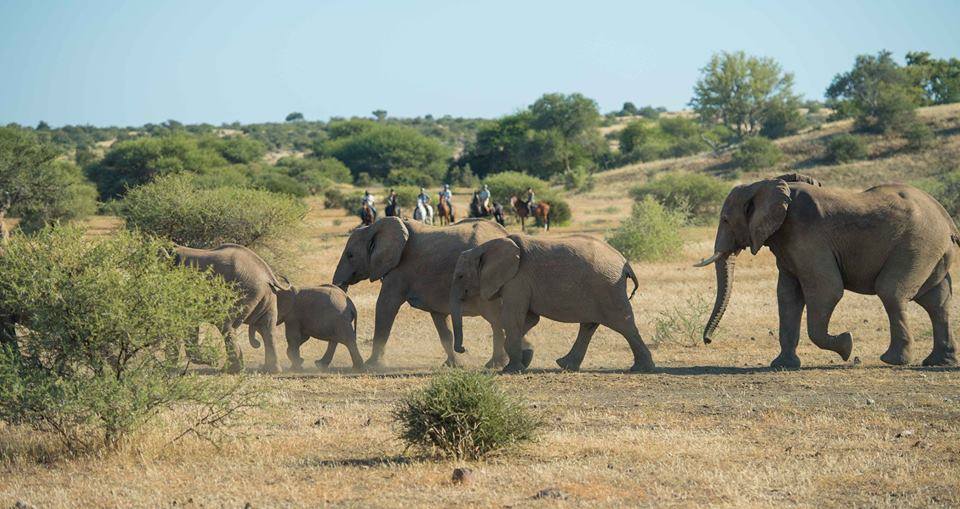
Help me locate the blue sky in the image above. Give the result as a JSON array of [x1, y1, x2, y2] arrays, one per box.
[[1, 0, 958, 126]]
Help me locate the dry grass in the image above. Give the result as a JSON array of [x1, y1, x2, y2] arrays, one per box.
[[3, 112, 960, 507]]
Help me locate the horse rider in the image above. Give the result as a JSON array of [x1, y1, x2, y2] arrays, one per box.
[[417, 187, 430, 216], [439, 183, 453, 208], [525, 186, 536, 211], [478, 184, 491, 215], [361, 190, 377, 217]]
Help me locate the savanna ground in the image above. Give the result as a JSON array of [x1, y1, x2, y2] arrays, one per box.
[[3, 106, 960, 508]]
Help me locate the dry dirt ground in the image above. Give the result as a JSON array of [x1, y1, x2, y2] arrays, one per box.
[[4, 116, 960, 507]]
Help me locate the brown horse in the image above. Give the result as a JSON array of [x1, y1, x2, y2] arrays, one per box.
[[437, 197, 455, 226], [360, 202, 376, 226], [511, 196, 550, 231]]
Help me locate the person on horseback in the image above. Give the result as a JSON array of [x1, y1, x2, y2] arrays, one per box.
[[361, 190, 376, 217], [439, 183, 452, 207], [418, 187, 430, 208], [478, 184, 491, 215], [416, 187, 431, 220], [525, 187, 536, 210]]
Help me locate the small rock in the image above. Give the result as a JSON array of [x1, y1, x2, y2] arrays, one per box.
[[895, 429, 914, 439], [14, 501, 33, 509], [750, 336, 755, 341], [243, 504, 253, 509], [533, 488, 568, 500], [451, 467, 475, 485], [852, 357, 862, 366], [866, 398, 876, 405], [313, 417, 327, 427]]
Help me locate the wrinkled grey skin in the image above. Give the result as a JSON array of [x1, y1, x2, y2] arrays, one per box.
[[174, 243, 291, 373], [698, 173, 959, 368], [277, 284, 363, 371], [451, 234, 654, 373], [332, 217, 533, 369]]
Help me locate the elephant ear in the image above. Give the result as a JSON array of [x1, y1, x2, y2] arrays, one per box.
[[748, 179, 791, 255], [479, 238, 521, 300], [368, 217, 410, 282]]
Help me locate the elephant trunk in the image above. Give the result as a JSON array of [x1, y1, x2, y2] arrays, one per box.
[[451, 294, 466, 354], [703, 254, 736, 344]]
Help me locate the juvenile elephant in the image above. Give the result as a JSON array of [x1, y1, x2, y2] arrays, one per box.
[[450, 234, 655, 373], [696, 173, 959, 367], [174, 243, 290, 373], [332, 217, 533, 369], [275, 284, 363, 371]]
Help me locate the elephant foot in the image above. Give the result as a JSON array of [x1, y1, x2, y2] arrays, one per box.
[[922, 350, 957, 367], [485, 355, 509, 369], [521, 349, 534, 368], [364, 356, 388, 371], [224, 360, 244, 374], [821, 332, 853, 361], [629, 359, 656, 373], [289, 361, 305, 372], [555, 354, 581, 372], [260, 363, 282, 375], [770, 353, 801, 369], [314, 358, 332, 370], [443, 356, 464, 369], [880, 345, 912, 366], [501, 362, 526, 374]]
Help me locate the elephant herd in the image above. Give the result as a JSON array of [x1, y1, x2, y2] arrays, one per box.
[[166, 172, 959, 374]]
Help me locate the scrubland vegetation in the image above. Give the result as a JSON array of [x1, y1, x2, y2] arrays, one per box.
[[2, 49, 960, 507]]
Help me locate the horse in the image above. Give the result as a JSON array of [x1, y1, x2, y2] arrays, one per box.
[[510, 196, 550, 232], [385, 201, 402, 218], [360, 202, 376, 226], [437, 197, 455, 226], [469, 194, 505, 226], [413, 201, 434, 225]]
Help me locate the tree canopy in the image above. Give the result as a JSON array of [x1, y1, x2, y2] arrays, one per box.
[[826, 50, 923, 133]]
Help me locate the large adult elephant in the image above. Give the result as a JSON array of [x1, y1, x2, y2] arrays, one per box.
[[174, 243, 293, 373], [696, 173, 959, 368], [450, 234, 655, 373], [332, 217, 532, 369]]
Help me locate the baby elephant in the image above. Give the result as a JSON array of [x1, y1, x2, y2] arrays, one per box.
[[450, 234, 655, 373], [275, 284, 364, 371]]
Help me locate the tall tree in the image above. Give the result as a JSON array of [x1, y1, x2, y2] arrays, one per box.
[[826, 50, 923, 133], [690, 51, 800, 138]]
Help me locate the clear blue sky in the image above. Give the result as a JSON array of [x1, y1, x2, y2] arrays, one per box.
[[1, 0, 958, 127]]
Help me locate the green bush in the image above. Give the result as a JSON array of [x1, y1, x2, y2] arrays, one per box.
[[252, 170, 310, 197], [276, 157, 352, 184], [916, 168, 960, 219], [483, 172, 572, 225], [826, 51, 921, 134], [630, 173, 728, 219], [446, 165, 478, 187], [731, 137, 783, 171], [393, 370, 538, 459], [325, 123, 450, 182], [561, 166, 594, 193], [119, 174, 306, 249], [386, 167, 436, 187], [826, 134, 868, 163], [0, 226, 255, 452], [606, 197, 686, 262], [389, 186, 420, 208], [903, 122, 935, 151], [201, 135, 266, 164], [653, 295, 711, 347], [323, 187, 364, 212]]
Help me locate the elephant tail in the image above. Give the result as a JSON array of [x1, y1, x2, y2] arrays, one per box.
[[624, 263, 640, 300], [348, 298, 358, 334], [248, 325, 261, 349]]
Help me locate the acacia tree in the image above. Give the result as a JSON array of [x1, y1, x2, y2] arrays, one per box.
[[0, 128, 96, 240], [826, 50, 923, 133], [690, 51, 800, 138]]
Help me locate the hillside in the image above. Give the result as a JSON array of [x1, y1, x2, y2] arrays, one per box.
[[592, 103, 960, 194]]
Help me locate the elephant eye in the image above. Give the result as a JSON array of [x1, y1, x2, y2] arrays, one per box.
[[347, 253, 353, 259]]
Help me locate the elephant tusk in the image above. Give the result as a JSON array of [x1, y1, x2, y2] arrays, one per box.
[[693, 252, 723, 267]]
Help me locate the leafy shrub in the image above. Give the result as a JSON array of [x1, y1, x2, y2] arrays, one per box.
[[483, 172, 572, 225], [652, 295, 711, 347], [388, 186, 420, 208], [325, 123, 450, 182], [393, 370, 538, 459], [251, 170, 309, 197], [916, 168, 960, 219], [826, 134, 868, 163], [87, 134, 228, 199], [731, 137, 783, 171], [276, 156, 352, 184], [386, 167, 436, 187], [323, 187, 364, 212], [561, 166, 594, 193], [759, 100, 807, 139], [630, 173, 728, 219], [119, 174, 306, 249], [0, 226, 256, 452], [606, 197, 685, 261], [903, 122, 935, 151], [201, 135, 266, 164], [826, 51, 921, 133]]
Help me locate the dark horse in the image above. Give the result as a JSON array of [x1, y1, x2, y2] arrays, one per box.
[[510, 196, 549, 231], [437, 196, 455, 226], [360, 202, 376, 226], [469, 193, 505, 226], [385, 201, 402, 218]]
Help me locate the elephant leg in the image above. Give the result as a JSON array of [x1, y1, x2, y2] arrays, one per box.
[[501, 310, 529, 374], [772, 271, 804, 368], [316, 340, 338, 369], [877, 295, 914, 365], [258, 303, 282, 374], [341, 330, 365, 371], [802, 271, 852, 361], [915, 274, 957, 366], [520, 312, 539, 368], [285, 324, 305, 372], [431, 312, 462, 368], [608, 315, 655, 373], [556, 322, 599, 372], [365, 285, 406, 369], [485, 325, 509, 369], [220, 319, 244, 373]]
